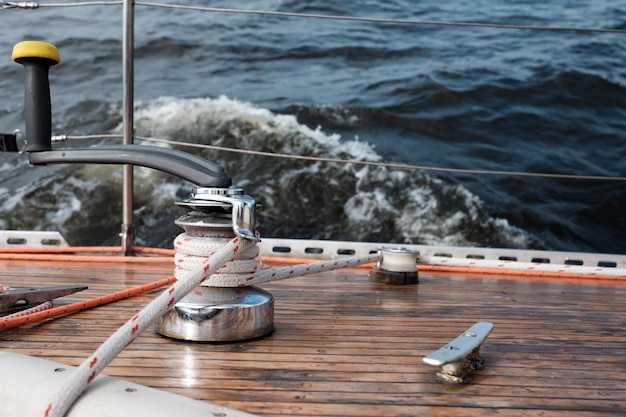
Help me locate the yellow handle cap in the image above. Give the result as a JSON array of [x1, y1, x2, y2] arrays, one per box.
[[12, 41, 61, 64]]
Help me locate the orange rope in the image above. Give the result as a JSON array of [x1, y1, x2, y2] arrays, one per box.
[[0, 253, 174, 262], [0, 246, 123, 253], [0, 246, 174, 254], [134, 247, 175, 255], [0, 246, 175, 262], [0, 276, 177, 330]]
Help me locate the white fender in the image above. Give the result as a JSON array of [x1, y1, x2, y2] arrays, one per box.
[[0, 351, 256, 416]]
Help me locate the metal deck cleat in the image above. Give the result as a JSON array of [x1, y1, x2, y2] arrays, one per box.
[[423, 321, 494, 384]]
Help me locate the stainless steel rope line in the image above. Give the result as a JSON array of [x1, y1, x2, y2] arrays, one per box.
[[49, 134, 626, 183], [3, 0, 626, 34], [135, 2, 626, 35], [1, 1, 121, 8]]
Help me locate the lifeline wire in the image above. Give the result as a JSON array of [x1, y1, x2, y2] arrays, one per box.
[[1, 1, 121, 8], [134, 1, 626, 35], [140, 136, 626, 183], [48, 133, 626, 183], [2, 0, 625, 34]]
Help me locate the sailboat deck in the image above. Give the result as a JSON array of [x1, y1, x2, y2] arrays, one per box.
[[0, 257, 624, 416]]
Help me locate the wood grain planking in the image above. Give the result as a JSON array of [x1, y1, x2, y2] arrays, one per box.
[[0, 258, 624, 416]]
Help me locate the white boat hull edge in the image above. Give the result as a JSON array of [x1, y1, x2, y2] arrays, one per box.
[[0, 351, 257, 416]]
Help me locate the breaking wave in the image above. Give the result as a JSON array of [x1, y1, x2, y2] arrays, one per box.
[[0, 95, 539, 248]]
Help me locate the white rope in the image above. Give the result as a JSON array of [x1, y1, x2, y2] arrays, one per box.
[[41, 232, 380, 416], [43, 236, 252, 417], [174, 233, 381, 287], [2, 300, 53, 318], [204, 252, 382, 287], [175, 253, 259, 273], [42, 231, 379, 416], [174, 233, 260, 279]]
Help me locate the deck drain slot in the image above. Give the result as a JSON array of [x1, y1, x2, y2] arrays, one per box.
[[498, 256, 517, 261], [304, 247, 323, 254], [6, 238, 27, 245], [40, 239, 62, 246], [272, 246, 291, 253], [531, 257, 550, 264]]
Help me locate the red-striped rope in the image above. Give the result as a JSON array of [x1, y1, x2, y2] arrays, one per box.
[[43, 236, 250, 417], [0, 285, 55, 320], [43, 234, 383, 416]]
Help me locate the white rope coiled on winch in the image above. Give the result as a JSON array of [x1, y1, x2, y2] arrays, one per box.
[[174, 233, 260, 285], [175, 232, 382, 287]]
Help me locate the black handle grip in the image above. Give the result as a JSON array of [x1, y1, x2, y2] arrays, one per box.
[[13, 41, 232, 187], [12, 41, 60, 152]]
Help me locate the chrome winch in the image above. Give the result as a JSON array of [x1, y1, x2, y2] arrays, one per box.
[[154, 186, 275, 343], [174, 187, 259, 241]]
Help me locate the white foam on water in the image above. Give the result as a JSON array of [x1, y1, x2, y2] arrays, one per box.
[[0, 94, 527, 247], [134, 96, 381, 161], [129, 95, 538, 248]]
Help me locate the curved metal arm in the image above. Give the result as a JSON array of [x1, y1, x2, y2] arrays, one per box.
[[29, 145, 232, 188], [13, 41, 232, 188]]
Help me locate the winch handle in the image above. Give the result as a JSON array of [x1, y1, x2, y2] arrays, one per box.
[[12, 41, 59, 152], [12, 41, 232, 187]]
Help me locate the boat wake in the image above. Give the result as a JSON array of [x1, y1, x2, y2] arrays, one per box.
[[0, 96, 540, 249]]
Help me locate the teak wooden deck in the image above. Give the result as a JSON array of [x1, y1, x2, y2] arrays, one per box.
[[0, 257, 624, 416]]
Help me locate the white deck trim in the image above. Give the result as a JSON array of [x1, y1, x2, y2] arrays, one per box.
[[258, 238, 626, 269], [0, 231, 69, 248]]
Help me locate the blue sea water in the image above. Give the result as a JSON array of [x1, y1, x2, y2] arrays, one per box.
[[0, 0, 625, 253]]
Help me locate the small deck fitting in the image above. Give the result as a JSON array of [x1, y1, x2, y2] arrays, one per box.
[[423, 321, 494, 384], [369, 247, 419, 284]]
